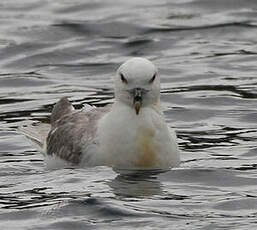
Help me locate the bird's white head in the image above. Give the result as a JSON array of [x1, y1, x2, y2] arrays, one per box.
[[114, 57, 160, 115]]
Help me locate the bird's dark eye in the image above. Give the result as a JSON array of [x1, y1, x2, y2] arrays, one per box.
[[149, 73, 156, 83], [120, 73, 128, 84]]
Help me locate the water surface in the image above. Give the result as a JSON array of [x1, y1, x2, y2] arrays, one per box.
[[1, 0, 257, 229]]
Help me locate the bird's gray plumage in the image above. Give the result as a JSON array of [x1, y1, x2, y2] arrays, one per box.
[[46, 97, 110, 164]]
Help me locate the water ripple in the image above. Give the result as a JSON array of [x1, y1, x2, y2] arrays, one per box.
[[1, 0, 257, 229]]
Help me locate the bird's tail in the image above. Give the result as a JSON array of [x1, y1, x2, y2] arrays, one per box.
[[18, 123, 51, 153], [19, 97, 74, 153]]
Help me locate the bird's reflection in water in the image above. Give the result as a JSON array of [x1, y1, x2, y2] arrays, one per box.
[[107, 168, 169, 198]]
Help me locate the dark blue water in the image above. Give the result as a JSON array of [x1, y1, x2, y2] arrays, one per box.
[[1, 0, 257, 229]]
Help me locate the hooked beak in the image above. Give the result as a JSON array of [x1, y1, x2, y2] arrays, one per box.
[[133, 88, 143, 115]]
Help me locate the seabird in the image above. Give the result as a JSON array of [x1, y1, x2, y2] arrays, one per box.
[[20, 58, 180, 169]]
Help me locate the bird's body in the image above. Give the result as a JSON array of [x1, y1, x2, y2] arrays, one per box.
[[20, 58, 180, 169]]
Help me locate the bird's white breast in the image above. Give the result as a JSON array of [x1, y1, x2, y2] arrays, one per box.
[[94, 102, 180, 169]]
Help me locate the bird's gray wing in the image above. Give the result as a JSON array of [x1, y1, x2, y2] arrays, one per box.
[[46, 106, 110, 165]]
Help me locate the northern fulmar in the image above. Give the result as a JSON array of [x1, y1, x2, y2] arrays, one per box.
[[20, 57, 180, 169]]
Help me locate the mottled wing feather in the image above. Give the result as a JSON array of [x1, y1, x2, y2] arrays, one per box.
[[50, 97, 74, 125], [46, 106, 110, 165]]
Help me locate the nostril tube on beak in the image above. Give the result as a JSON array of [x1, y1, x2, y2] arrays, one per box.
[[133, 88, 142, 103]]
